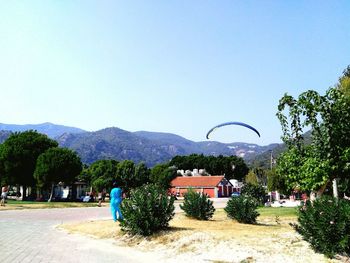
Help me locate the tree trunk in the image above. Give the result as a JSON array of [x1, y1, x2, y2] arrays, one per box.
[[316, 181, 329, 198], [48, 183, 55, 202], [22, 185, 27, 201], [332, 178, 338, 198]]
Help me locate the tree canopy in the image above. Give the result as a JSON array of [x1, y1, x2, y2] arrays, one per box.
[[150, 163, 177, 190], [34, 147, 82, 201], [35, 147, 82, 186], [84, 159, 119, 192], [276, 67, 350, 195], [0, 130, 58, 188]]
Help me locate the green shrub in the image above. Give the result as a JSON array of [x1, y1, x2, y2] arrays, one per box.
[[224, 195, 259, 224], [120, 184, 175, 236], [180, 189, 215, 220], [241, 183, 266, 205], [294, 196, 350, 258]]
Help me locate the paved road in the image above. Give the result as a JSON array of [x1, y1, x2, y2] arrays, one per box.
[[0, 198, 229, 263], [0, 207, 141, 263]]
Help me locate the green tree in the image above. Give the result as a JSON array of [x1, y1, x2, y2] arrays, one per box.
[[337, 65, 350, 97], [276, 145, 331, 194], [245, 170, 258, 185], [241, 183, 266, 205], [85, 160, 119, 193], [0, 130, 58, 199], [85, 160, 151, 195], [150, 163, 177, 190], [226, 156, 249, 181], [252, 167, 268, 186], [34, 147, 82, 202], [276, 69, 350, 196], [134, 162, 150, 187], [115, 160, 135, 195], [267, 168, 286, 193]]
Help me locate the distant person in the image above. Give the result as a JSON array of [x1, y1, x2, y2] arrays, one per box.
[[110, 182, 123, 222], [1, 185, 8, 206], [97, 191, 103, 207]]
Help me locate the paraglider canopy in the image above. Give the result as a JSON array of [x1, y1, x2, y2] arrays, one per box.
[[206, 122, 260, 139]]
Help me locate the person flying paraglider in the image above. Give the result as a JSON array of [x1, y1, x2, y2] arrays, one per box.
[[206, 121, 260, 139]]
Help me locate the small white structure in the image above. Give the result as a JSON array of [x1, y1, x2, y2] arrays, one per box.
[[177, 168, 209, 177], [229, 179, 243, 192]]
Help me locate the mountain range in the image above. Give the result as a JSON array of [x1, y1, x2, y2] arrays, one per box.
[[0, 122, 282, 167], [0, 122, 85, 138]]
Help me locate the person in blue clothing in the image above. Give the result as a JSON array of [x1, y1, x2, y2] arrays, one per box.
[[110, 182, 123, 222]]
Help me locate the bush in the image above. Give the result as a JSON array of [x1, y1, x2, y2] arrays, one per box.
[[119, 184, 175, 236], [241, 183, 266, 205], [294, 196, 350, 258], [224, 195, 259, 224], [180, 189, 215, 220]]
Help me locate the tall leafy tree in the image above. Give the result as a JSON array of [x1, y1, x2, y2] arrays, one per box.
[[85, 159, 119, 193], [245, 170, 258, 185], [337, 65, 350, 97], [267, 168, 286, 193], [0, 130, 58, 198], [134, 162, 150, 187], [115, 160, 135, 195], [253, 167, 268, 186], [276, 68, 350, 196], [150, 163, 177, 190], [34, 147, 82, 202]]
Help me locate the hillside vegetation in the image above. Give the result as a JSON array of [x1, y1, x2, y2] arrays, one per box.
[[0, 123, 283, 167]]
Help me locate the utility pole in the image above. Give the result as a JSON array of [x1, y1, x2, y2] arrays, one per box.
[[270, 150, 273, 170], [269, 150, 279, 201]]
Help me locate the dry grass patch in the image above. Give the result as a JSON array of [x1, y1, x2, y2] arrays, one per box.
[[59, 209, 339, 262], [59, 219, 120, 239]]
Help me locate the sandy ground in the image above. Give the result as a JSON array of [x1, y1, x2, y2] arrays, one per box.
[[59, 210, 345, 263]]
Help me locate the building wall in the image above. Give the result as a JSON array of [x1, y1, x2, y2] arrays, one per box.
[[203, 188, 215, 197], [218, 185, 233, 197]]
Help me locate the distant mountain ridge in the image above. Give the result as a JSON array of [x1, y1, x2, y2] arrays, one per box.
[[0, 122, 283, 167], [57, 128, 174, 166], [0, 122, 85, 138], [134, 131, 279, 160]]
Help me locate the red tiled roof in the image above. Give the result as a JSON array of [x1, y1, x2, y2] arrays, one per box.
[[171, 176, 225, 188]]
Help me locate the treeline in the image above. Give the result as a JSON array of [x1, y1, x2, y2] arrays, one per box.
[[80, 154, 250, 195], [80, 160, 177, 196], [0, 130, 252, 201], [0, 130, 82, 201]]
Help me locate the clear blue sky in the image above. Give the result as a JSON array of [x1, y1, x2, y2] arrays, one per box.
[[1, 1, 349, 145]]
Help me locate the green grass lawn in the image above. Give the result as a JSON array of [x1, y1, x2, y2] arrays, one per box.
[[258, 206, 298, 218]]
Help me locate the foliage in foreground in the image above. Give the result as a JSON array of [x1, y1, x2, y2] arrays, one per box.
[[225, 195, 259, 224], [120, 184, 175, 236], [180, 189, 215, 220], [294, 196, 350, 258]]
